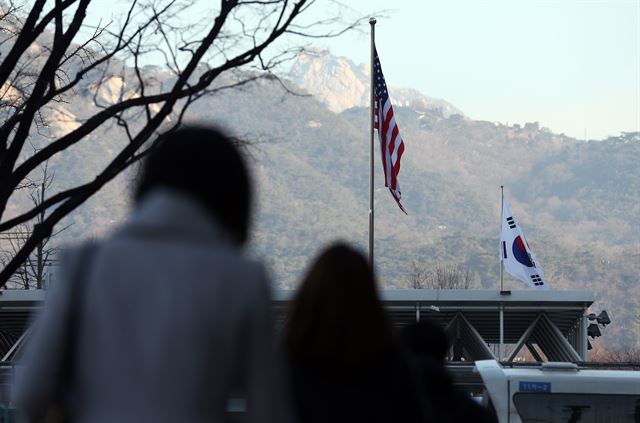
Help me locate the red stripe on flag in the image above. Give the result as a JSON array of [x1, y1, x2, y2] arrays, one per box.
[[393, 141, 405, 176], [377, 101, 389, 183], [388, 125, 399, 158]]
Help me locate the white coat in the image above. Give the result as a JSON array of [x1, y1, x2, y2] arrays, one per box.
[[14, 189, 292, 423]]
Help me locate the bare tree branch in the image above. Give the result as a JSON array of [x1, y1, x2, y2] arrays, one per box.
[[0, 0, 365, 287]]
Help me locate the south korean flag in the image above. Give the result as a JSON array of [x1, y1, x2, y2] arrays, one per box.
[[500, 198, 549, 290]]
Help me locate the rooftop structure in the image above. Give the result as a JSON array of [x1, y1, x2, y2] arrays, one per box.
[[0, 290, 44, 360], [274, 289, 596, 363], [0, 289, 596, 363]]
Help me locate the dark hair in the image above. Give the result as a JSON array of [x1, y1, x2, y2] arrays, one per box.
[[135, 126, 251, 244], [283, 242, 395, 365], [402, 320, 449, 361]]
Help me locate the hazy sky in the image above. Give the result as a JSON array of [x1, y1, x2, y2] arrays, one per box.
[[86, 0, 639, 140], [312, 0, 639, 140]]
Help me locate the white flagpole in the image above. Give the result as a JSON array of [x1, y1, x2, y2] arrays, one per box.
[[368, 17, 376, 267], [500, 185, 504, 292]]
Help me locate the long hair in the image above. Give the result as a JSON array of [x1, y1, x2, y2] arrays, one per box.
[[283, 243, 395, 365]]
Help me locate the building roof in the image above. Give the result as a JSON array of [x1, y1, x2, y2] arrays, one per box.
[[274, 289, 595, 345], [1, 288, 596, 362]]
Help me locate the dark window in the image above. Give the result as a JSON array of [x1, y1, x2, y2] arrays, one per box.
[[514, 393, 640, 422]]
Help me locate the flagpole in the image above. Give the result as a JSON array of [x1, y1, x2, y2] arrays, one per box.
[[499, 185, 505, 360], [368, 17, 376, 267], [500, 185, 504, 292]]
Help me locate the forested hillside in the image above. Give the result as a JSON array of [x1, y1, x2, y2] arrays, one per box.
[[4, 54, 638, 348], [187, 72, 640, 348]]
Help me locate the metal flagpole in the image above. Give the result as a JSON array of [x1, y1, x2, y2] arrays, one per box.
[[368, 17, 376, 267], [500, 185, 504, 291], [499, 185, 505, 360]]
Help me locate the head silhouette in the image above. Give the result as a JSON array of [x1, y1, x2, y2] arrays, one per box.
[[284, 242, 394, 365], [402, 320, 450, 362], [135, 126, 251, 244]]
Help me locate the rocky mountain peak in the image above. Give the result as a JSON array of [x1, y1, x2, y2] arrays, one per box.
[[288, 48, 462, 117], [289, 49, 369, 113]]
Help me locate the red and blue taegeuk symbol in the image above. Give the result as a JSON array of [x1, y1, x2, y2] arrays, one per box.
[[512, 236, 534, 267]]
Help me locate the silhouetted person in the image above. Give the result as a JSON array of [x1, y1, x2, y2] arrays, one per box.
[[403, 320, 498, 423], [14, 126, 292, 423], [283, 243, 427, 423]]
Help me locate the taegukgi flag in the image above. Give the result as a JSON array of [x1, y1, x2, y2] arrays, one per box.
[[500, 198, 549, 290]]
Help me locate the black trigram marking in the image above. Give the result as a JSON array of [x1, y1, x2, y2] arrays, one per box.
[[502, 241, 507, 259], [531, 274, 544, 286], [506, 216, 516, 229]]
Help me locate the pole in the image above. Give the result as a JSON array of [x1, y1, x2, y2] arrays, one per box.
[[368, 17, 376, 267], [500, 185, 504, 291], [37, 178, 45, 289], [499, 305, 505, 361], [581, 312, 589, 361]]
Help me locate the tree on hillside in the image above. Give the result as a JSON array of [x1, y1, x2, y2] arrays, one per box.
[[410, 260, 473, 290], [0, 162, 67, 288], [0, 0, 364, 287], [409, 259, 427, 289], [589, 343, 640, 365]]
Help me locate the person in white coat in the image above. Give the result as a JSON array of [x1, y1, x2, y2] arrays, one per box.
[[14, 126, 292, 423]]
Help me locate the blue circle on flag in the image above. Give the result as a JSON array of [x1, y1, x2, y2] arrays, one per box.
[[512, 236, 534, 267]]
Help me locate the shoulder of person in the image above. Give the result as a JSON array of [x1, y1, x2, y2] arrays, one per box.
[[53, 241, 100, 289], [215, 253, 273, 296], [240, 258, 271, 291], [59, 240, 99, 264]]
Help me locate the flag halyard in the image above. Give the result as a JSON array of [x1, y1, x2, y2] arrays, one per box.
[[373, 47, 407, 214]]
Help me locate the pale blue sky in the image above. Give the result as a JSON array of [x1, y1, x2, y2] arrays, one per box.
[[86, 0, 639, 139], [314, 0, 639, 140]]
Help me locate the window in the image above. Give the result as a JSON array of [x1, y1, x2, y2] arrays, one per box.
[[514, 393, 640, 423]]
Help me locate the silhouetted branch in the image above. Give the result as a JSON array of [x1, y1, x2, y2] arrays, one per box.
[[0, 0, 365, 287]]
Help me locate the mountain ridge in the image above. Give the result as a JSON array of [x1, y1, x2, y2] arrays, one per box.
[[1, 36, 638, 347]]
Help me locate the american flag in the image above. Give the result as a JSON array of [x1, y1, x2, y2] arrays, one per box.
[[373, 47, 407, 214]]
